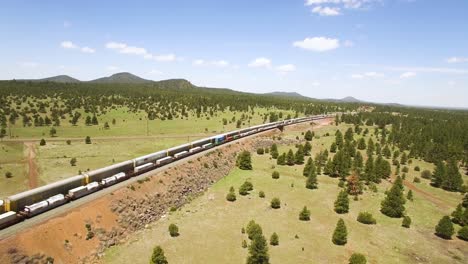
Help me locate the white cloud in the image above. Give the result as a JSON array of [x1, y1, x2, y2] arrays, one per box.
[[81, 47, 95, 53], [194, 59, 230, 67], [212, 60, 229, 67], [248, 57, 272, 68], [61, 41, 95, 54], [351, 71, 384, 79], [400, 72, 416, 79], [387, 66, 468, 74], [312, 6, 341, 16], [447, 57, 468, 63], [293, 37, 340, 52], [106, 41, 178, 62], [276, 64, 297, 74], [61, 41, 78, 49]]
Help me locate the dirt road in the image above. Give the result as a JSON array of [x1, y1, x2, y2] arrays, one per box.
[[24, 142, 38, 189]]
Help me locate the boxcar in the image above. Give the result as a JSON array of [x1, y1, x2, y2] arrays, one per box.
[[85, 160, 134, 183], [5, 174, 85, 212], [133, 151, 166, 167]]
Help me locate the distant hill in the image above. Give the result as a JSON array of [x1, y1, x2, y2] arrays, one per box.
[[153, 79, 194, 89], [264, 91, 311, 99], [323, 96, 364, 103], [88, 72, 151, 84], [27, 75, 80, 83]]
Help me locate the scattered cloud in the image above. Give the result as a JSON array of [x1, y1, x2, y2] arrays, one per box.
[[276, 64, 297, 74], [351, 71, 384, 79], [312, 6, 341, 16], [293, 37, 340, 52], [61, 41, 95, 54], [343, 40, 354, 47], [446, 57, 468, 63], [387, 66, 468, 74], [248, 57, 272, 68], [105, 41, 178, 62], [400, 71, 416, 79], [193, 59, 230, 67]]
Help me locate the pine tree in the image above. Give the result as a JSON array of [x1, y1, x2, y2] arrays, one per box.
[[353, 151, 363, 171], [246, 220, 263, 240], [451, 204, 464, 225], [168, 223, 179, 237], [324, 158, 333, 175], [400, 152, 408, 165], [363, 155, 374, 183], [458, 226, 468, 241], [431, 161, 446, 188], [357, 138, 366, 150], [330, 142, 337, 153], [407, 190, 413, 201], [334, 190, 350, 214], [383, 145, 391, 159], [305, 164, 318, 189], [237, 151, 253, 170], [347, 172, 362, 196], [463, 194, 468, 208], [304, 130, 313, 141], [335, 130, 343, 147], [286, 149, 295, 166], [381, 176, 406, 218], [402, 215, 411, 228], [299, 206, 311, 221], [295, 145, 305, 165], [270, 144, 279, 159], [304, 141, 312, 156], [271, 198, 281, 209], [367, 138, 375, 156], [40, 138, 46, 146], [272, 171, 280, 179], [85, 136, 91, 144], [442, 159, 463, 192], [332, 218, 348, 245], [303, 157, 313, 176], [270, 233, 279, 246], [277, 153, 286, 165], [226, 186, 237, 202], [435, 216, 454, 239], [150, 246, 168, 264], [247, 233, 270, 264]]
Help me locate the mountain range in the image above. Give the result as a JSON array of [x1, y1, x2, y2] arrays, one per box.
[[12, 72, 368, 104]]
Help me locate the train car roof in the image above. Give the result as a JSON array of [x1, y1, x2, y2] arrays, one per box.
[[190, 138, 211, 145], [7, 174, 85, 202], [85, 159, 134, 177], [134, 150, 166, 161], [167, 143, 191, 152]]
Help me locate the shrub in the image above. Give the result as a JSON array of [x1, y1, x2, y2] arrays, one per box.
[[257, 148, 265, 155], [357, 212, 376, 225], [272, 171, 280, 179], [242, 240, 248, 248], [270, 232, 279, 246], [435, 216, 454, 239], [70, 157, 77, 166], [402, 166, 409, 173], [226, 187, 236, 202], [40, 138, 46, 146], [271, 197, 281, 209], [402, 216, 411, 228], [421, 170, 431, 179], [407, 190, 413, 201], [332, 219, 347, 245], [85, 136, 91, 144], [299, 206, 311, 221], [349, 253, 367, 264], [414, 166, 420, 171], [236, 150, 253, 170], [239, 181, 253, 196], [150, 246, 168, 264], [66, 140, 71, 145], [413, 177, 421, 183], [259, 191, 265, 198], [457, 226, 468, 241], [5, 171, 13, 178], [168, 223, 179, 237]]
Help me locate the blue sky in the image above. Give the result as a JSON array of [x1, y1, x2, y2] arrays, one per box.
[[1, 0, 467, 107]]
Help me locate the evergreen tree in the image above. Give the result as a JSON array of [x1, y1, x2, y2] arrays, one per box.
[[402, 216, 411, 228], [353, 151, 363, 171], [226, 186, 237, 202], [344, 128, 354, 142], [85, 136, 91, 144], [237, 151, 253, 170], [272, 171, 280, 179], [435, 216, 454, 239], [463, 194, 468, 208], [349, 253, 366, 264], [407, 190, 413, 201], [334, 190, 350, 214], [304, 141, 312, 156], [431, 161, 446, 188], [400, 152, 408, 165], [247, 233, 270, 264], [442, 159, 463, 192], [335, 130, 343, 147], [305, 163, 318, 189], [150, 246, 168, 264], [324, 158, 333, 175], [295, 145, 305, 165], [270, 144, 279, 159], [367, 138, 375, 156], [270, 233, 279, 246], [458, 226, 468, 241], [299, 206, 311, 221], [303, 157, 313, 176], [246, 220, 263, 240], [347, 172, 362, 196], [330, 142, 337, 153], [168, 223, 179, 237], [382, 145, 391, 159], [363, 156, 375, 183], [40, 138, 46, 146], [451, 204, 464, 225], [277, 153, 286, 165], [271, 198, 281, 209], [357, 138, 366, 150], [332, 218, 348, 245], [286, 149, 295, 166], [381, 176, 406, 218], [304, 130, 313, 141]]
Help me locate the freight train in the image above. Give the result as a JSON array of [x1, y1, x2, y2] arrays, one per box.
[[0, 114, 331, 230]]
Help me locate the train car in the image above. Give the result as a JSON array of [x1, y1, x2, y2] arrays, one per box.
[[174, 151, 188, 159], [68, 182, 100, 199], [189, 146, 202, 153], [0, 200, 4, 214], [0, 211, 19, 229], [100, 172, 127, 187], [156, 156, 173, 166], [190, 138, 211, 148], [212, 134, 226, 145], [134, 163, 154, 173], [202, 143, 213, 149], [23, 194, 67, 217], [5, 174, 85, 212], [133, 151, 166, 168], [226, 130, 240, 141], [86, 160, 134, 183], [167, 143, 191, 156]]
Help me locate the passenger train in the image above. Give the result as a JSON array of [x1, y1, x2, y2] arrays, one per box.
[[0, 114, 331, 230]]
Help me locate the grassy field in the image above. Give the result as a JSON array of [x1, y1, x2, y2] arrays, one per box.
[[103, 124, 467, 264], [0, 142, 28, 196]]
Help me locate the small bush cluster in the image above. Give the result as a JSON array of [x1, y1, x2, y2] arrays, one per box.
[[357, 212, 377, 225]]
